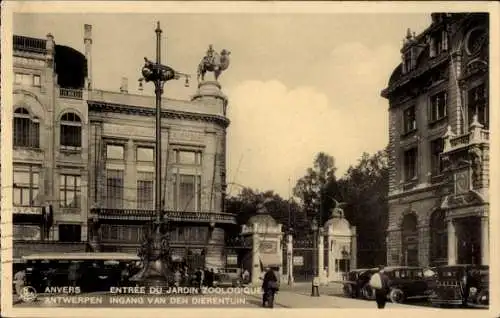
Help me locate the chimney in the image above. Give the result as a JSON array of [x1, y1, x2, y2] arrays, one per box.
[[84, 24, 93, 90], [120, 77, 128, 93]]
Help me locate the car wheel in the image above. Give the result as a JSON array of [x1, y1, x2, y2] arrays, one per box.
[[343, 284, 354, 298], [389, 288, 405, 303], [361, 284, 375, 300]]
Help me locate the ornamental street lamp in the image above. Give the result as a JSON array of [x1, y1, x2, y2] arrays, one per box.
[[133, 21, 190, 289], [311, 218, 320, 297]]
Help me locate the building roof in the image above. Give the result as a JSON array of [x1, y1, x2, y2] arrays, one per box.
[[246, 203, 278, 227], [324, 216, 352, 236]]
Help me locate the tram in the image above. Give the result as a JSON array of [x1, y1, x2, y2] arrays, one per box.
[[21, 252, 141, 293]]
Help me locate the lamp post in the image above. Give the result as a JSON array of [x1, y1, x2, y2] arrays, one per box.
[[311, 218, 320, 297], [134, 21, 190, 288]]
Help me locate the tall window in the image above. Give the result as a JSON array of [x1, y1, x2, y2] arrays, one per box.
[[173, 150, 202, 165], [137, 147, 154, 162], [106, 170, 124, 209], [403, 106, 417, 134], [179, 175, 196, 211], [173, 174, 202, 212], [429, 210, 447, 266], [59, 174, 81, 208], [137, 172, 154, 210], [430, 139, 444, 176], [429, 91, 447, 122], [401, 213, 419, 266], [13, 167, 39, 206], [60, 112, 82, 148], [403, 147, 418, 181], [106, 144, 125, 160], [468, 83, 488, 129], [13, 107, 40, 148]]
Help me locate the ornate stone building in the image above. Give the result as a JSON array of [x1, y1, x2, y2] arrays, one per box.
[[381, 13, 489, 267], [10, 24, 235, 269]]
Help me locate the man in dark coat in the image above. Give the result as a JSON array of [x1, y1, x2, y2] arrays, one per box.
[[261, 267, 279, 308], [374, 266, 390, 309]]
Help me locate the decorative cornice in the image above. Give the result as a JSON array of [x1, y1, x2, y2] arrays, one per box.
[[88, 101, 230, 128]]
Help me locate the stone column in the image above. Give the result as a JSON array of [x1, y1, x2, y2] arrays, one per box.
[[318, 232, 325, 282], [481, 217, 489, 265], [251, 229, 260, 285], [447, 219, 457, 265]]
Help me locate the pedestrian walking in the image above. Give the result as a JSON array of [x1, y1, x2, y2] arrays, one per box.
[[261, 267, 279, 308], [68, 262, 80, 288], [242, 269, 250, 285], [369, 266, 390, 309], [14, 269, 26, 302]]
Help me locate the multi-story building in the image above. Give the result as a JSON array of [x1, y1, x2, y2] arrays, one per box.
[[381, 13, 489, 267], [10, 24, 236, 269]]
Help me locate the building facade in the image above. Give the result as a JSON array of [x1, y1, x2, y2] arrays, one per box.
[[381, 13, 489, 267], [10, 24, 236, 269]]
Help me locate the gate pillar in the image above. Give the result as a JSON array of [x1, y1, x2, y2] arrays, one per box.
[[324, 205, 355, 282], [241, 201, 284, 285]]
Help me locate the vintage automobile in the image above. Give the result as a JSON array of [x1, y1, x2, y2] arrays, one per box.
[[382, 266, 431, 303], [466, 266, 489, 309], [342, 268, 379, 299], [429, 264, 489, 308], [213, 267, 242, 287]]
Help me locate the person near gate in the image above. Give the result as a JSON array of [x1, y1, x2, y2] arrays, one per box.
[[261, 267, 279, 308], [369, 266, 390, 309]]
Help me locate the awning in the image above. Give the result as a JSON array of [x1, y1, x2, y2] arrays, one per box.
[[260, 254, 281, 268]]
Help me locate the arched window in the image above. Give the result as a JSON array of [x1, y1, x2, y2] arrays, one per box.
[[401, 213, 419, 266], [13, 107, 40, 148], [60, 112, 82, 148], [429, 209, 447, 266]]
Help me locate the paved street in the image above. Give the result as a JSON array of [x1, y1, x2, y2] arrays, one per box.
[[12, 283, 420, 309]]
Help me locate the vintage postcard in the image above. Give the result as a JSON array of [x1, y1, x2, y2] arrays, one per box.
[[1, 1, 498, 318]]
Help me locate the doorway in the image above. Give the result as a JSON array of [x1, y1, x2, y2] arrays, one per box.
[[456, 216, 481, 265]]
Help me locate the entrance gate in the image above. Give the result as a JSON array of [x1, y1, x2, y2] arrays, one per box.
[[292, 237, 315, 282]]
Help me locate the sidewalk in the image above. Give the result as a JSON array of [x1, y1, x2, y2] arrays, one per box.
[[246, 282, 418, 308], [270, 291, 417, 308]]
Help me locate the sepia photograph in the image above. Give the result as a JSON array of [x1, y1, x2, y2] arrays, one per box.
[[0, 1, 498, 317]]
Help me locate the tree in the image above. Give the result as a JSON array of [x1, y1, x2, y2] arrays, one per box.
[[225, 187, 305, 239], [336, 149, 389, 267], [292, 152, 338, 226]]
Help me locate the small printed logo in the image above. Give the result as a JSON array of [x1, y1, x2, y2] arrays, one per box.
[[19, 286, 37, 303]]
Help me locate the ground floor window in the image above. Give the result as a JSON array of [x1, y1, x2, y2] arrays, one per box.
[[58, 224, 81, 242]]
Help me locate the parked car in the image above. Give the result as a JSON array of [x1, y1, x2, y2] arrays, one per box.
[[382, 266, 431, 303], [214, 267, 241, 287], [429, 264, 489, 308], [342, 268, 379, 299], [466, 266, 489, 309]]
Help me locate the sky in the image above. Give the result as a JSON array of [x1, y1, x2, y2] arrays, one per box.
[[13, 11, 431, 198]]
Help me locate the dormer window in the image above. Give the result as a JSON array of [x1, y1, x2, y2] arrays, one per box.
[[429, 30, 448, 58], [402, 51, 413, 74]]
